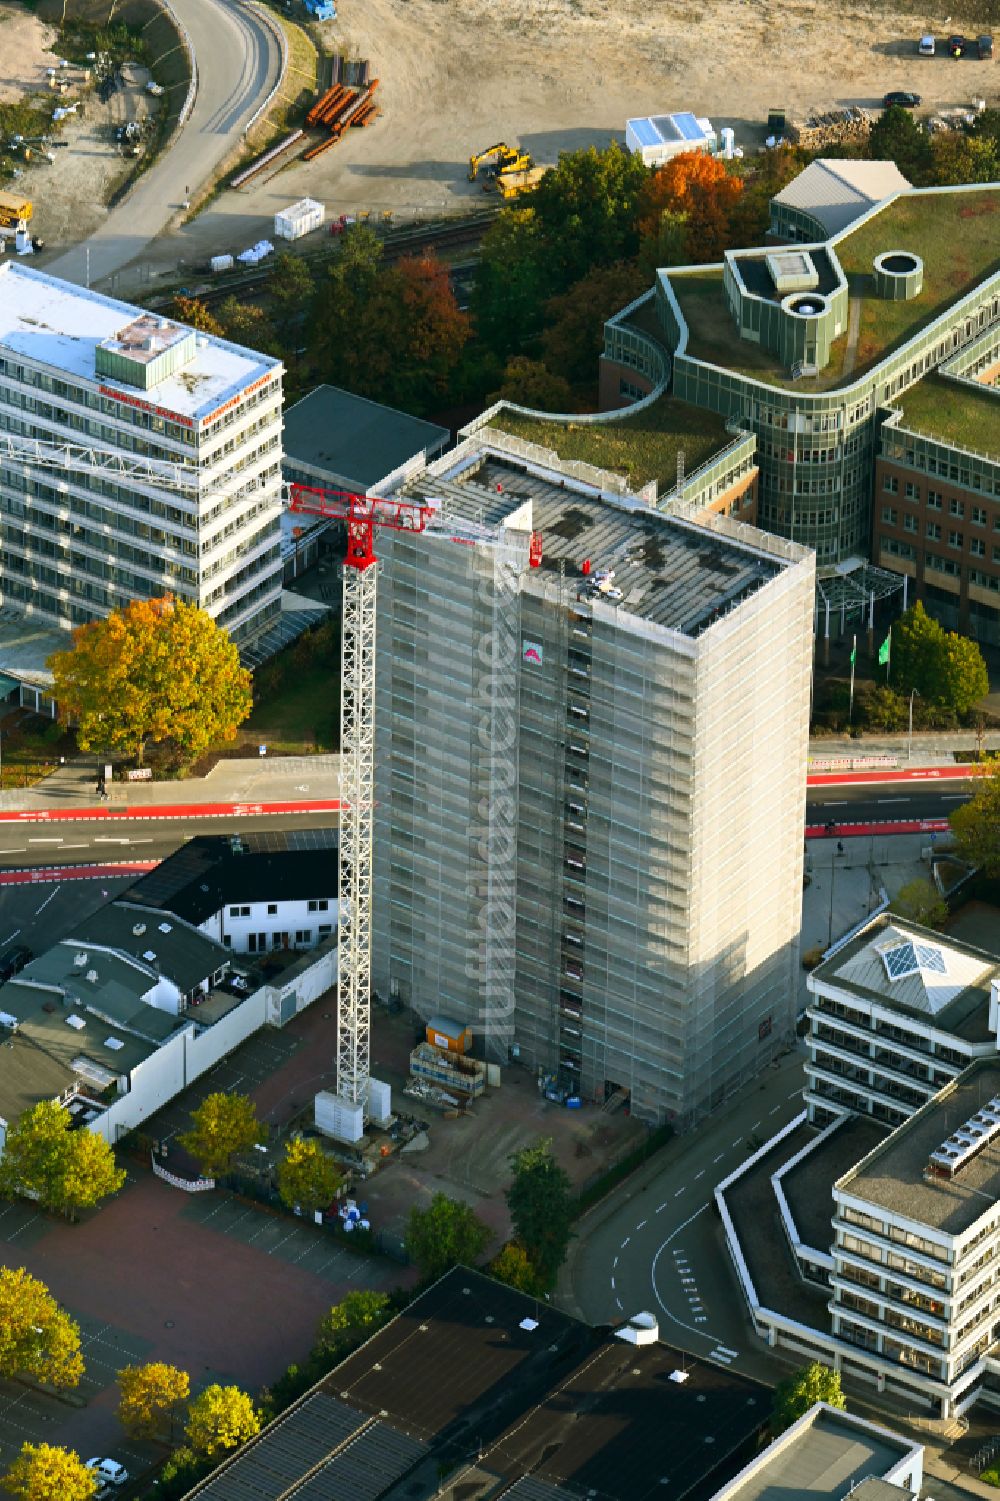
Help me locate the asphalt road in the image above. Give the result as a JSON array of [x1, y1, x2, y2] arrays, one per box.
[[44, 0, 283, 289], [806, 780, 974, 825], [0, 808, 339, 868]]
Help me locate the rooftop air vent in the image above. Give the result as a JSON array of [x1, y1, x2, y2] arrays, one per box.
[[104, 1037, 124, 1051], [65, 1013, 86, 1029], [73, 952, 88, 967], [873, 250, 923, 301], [132, 924, 146, 936], [158, 922, 172, 934], [85, 969, 98, 984], [142, 950, 157, 962]]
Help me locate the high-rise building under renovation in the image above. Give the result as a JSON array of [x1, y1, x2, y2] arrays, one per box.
[[0, 263, 283, 644], [373, 429, 815, 1125]]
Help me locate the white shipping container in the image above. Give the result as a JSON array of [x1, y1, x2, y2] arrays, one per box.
[[274, 197, 325, 241], [366, 1076, 392, 1126], [314, 1089, 363, 1143], [210, 253, 234, 273]]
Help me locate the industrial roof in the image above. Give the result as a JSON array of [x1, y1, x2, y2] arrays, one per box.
[[183, 1268, 769, 1501], [772, 159, 912, 237], [0, 971, 161, 1078], [65, 902, 229, 993], [780, 1116, 889, 1255], [627, 112, 711, 147], [0, 1027, 84, 1125], [127, 830, 339, 926], [812, 914, 999, 1042], [282, 384, 450, 491], [840, 1059, 1000, 1236], [0, 263, 279, 423], [406, 456, 786, 639], [708, 1404, 918, 1501]]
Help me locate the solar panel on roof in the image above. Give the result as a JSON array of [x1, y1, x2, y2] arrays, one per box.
[[673, 111, 705, 140], [883, 941, 918, 980], [914, 942, 946, 974]]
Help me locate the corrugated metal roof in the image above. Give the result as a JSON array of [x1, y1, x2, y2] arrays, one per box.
[[772, 159, 911, 236]]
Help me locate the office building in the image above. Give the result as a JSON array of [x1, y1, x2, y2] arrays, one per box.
[[372, 427, 814, 1125], [0, 263, 283, 643]]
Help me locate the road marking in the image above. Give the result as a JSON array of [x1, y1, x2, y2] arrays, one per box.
[[715, 1344, 739, 1357], [877, 798, 909, 805], [615, 1296, 623, 1311], [651, 1204, 725, 1347], [613, 1255, 618, 1269], [695, 1315, 708, 1323], [787, 1089, 801, 1099], [657, 1201, 668, 1213], [942, 795, 965, 801], [34, 888, 59, 916], [710, 1351, 733, 1365], [731, 1139, 741, 1147], [611, 1277, 615, 1290], [769, 1105, 782, 1115], [636, 1219, 647, 1230], [694, 1170, 705, 1180], [713, 1153, 724, 1163], [28, 837, 62, 843], [750, 1120, 761, 1130], [0, 930, 20, 946], [818, 800, 848, 806], [674, 1188, 685, 1197], [621, 1236, 630, 1248]]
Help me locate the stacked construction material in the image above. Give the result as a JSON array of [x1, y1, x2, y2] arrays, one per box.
[[302, 73, 379, 161], [231, 128, 305, 190]]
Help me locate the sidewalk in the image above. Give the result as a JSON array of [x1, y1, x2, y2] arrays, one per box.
[[0, 753, 343, 815], [810, 730, 1000, 767]]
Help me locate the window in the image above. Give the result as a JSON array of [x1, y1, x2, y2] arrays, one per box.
[[229, 905, 250, 918], [926, 522, 941, 541], [318, 924, 332, 936], [950, 498, 965, 518], [903, 515, 918, 534], [883, 474, 899, 494], [972, 506, 987, 526], [308, 899, 329, 912], [927, 490, 942, 511], [295, 929, 311, 944], [882, 507, 898, 526], [267, 903, 278, 915], [948, 530, 963, 549], [904, 481, 919, 500], [970, 538, 985, 558]]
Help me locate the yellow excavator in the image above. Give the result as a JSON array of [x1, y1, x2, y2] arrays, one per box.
[[468, 142, 531, 183]]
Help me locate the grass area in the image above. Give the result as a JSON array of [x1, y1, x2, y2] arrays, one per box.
[[244, 4, 319, 153], [898, 374, 1000, 457], [0, 712, 73, 791], [489, 394, 731, 493], [838, 188, 1000, 373], [241, 616, 339, 756], [671, 187, 1000, 392]]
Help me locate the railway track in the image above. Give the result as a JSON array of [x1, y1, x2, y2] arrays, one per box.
[[143, 210, 499, 312]]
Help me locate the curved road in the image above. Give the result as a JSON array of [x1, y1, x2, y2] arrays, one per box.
[[45, 0, 283, 290]]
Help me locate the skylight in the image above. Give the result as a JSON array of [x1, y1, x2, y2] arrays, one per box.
[[881, 939, 947, 982]]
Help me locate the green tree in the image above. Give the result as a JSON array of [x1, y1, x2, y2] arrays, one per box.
[[772, 1362, 846, 1433], [0, 1268, 84, 1389], [267, 250, 316, 319], [541, 260, 649, 390], [48, 596, 253, 767], [498, 356, 575, 412], [185, 1384, 260, 1457], [890, 602, 988, 717], [867, 105, 933, 183], [405, 1192, 491, 1279], [0, 1100, 124, 1219], [117, 1361, 191, 1440], [888, 877, 948, 929], [951, 764, 1000, 876], [216, 297, 282, 358], [928, 131, 999, 185], [506, 1140, 574, 1291], [638, 207, 689, 275], [315, 1290, 392, 1356], [472, 207, 551, 361], [177, 1092, 265, 1179], [309, 225, 388, 387], [858, 683, 907, 732], [488, 1240, 540, 1294], [940, 631, 990, 717], [276, 1138, 343, 1215], [529, 142, 649, 290], [1, 1443, 96, 1501]]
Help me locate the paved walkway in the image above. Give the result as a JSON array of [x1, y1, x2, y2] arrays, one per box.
[[810, 730, 1000, 766]]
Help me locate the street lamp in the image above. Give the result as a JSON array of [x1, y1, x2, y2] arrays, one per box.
[[908, 688, 920, 762]]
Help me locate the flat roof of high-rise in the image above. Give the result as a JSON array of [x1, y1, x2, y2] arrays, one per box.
[[0, 263, 279, 422], [709, 1404, 919, 1501], [408, 453, 799, 639]]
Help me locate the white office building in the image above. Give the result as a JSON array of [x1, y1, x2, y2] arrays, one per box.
[[0, 263, 283, 643]]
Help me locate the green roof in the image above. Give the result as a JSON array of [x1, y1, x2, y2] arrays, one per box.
[[486, 394, 731, 492], [896, 373, 1000, 459], [671, 186, 1000, 393]]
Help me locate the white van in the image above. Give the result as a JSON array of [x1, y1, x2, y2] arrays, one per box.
[[919, 33, 936, 55]]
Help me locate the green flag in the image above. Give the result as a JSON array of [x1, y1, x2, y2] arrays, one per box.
[[850, 641, 856, 666], [878, 632, 891, 667]]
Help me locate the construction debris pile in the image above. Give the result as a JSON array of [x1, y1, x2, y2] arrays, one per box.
[[785, 106, 876, 150]]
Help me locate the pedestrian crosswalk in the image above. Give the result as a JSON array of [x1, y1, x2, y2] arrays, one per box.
[[708, 1344, 740, 1365]]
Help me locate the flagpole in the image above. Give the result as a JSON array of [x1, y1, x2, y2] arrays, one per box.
[[849, 634, 856, 723]]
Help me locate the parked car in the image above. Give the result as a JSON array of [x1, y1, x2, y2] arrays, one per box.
[[918, 33, 935, 55], [0, 945, 32, 983], [85, 1458, 129, 1489], [978, 33, 994, 57], [883, 90, 922, 107], [947, 33, 967, 56]]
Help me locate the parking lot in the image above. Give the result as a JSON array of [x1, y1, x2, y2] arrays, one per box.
[[180, 1195, 397, 1287]]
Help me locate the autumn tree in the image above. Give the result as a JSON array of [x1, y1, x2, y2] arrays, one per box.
[[772, 1362, 845, 1434], [638, 150, 743, 263], [0, 1100, 125, 1219], [506, 1140, 574, 1290], [405, 1193, 491, 1279], [170, 296, 224, 336], [890, 602, 989, 717], [489, 1241, 540, 1294], [276, 1138, 343, 1215], [216, 297, 282, 358], [1, 1443, 96, 1501], [928, 132, 999, 185], [383, 254, 470, 411], [185, 1384, 261, 1457], [117, 1361, 191, 1440], [48, 596, 253, 767], [541, 260, 649, 390], [889, 877, 948, 929], [951, 764, 1000, 876], [0, 1268, 84, 1389], [498, 356, 575, 412], [177, 1092, 265, 1179], [315, 1290, 392, 1357]]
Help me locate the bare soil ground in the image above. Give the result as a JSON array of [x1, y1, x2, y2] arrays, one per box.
[[0, 0, 159, 255], [128, 0, 998, 287]]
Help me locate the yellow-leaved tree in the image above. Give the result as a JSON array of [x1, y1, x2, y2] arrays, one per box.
[[185, 1384, 261, 1457], [0, 1269, 84, 1389], [47, 596, 252, 767], [0, 1100, 125, 1220], [1, 1443, 97, 1501], [118, 1361, 191, 1439]]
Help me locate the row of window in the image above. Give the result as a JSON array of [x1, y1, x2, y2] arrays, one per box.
[[884, 475, 996, 525]]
